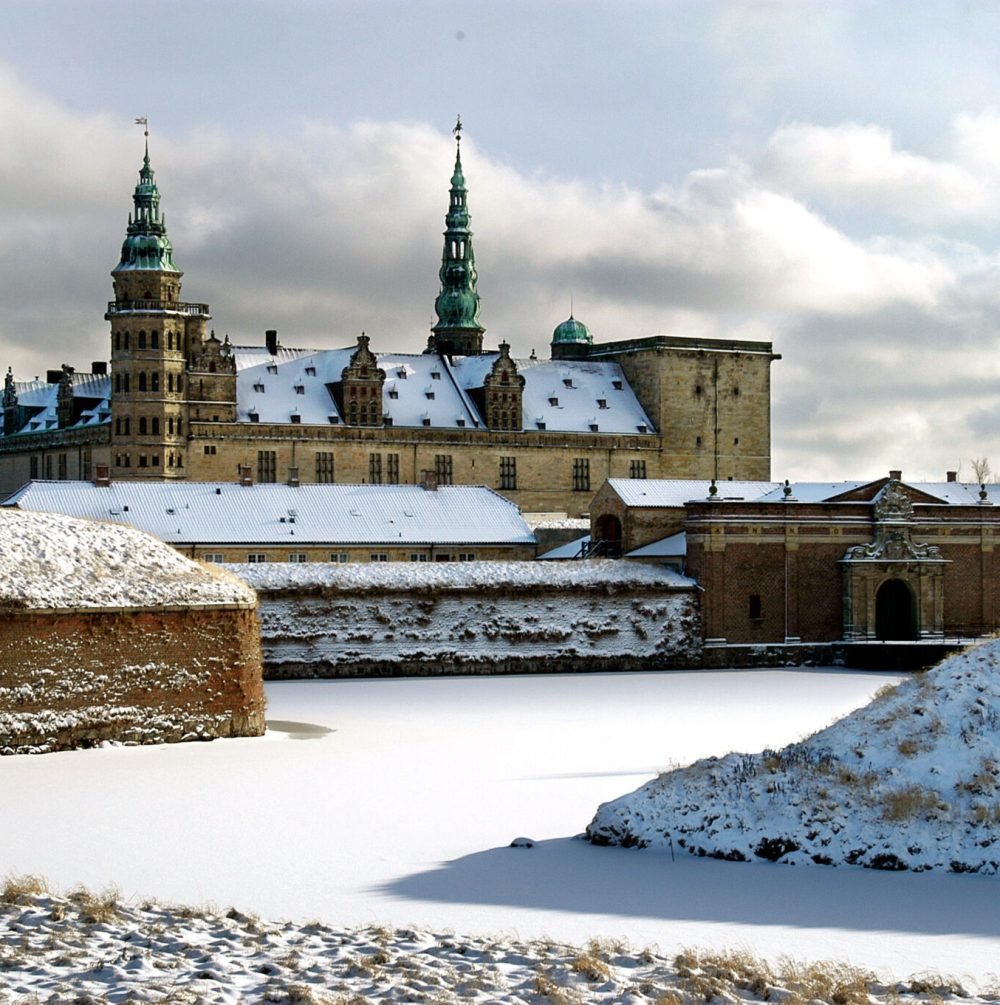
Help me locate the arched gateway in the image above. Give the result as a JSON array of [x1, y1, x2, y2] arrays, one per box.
[[875, 578, 917, 641]]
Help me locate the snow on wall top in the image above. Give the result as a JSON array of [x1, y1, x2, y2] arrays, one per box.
[[4, 481, 535, 547], [3, 373, 111, 437], [0, 509, 255, 611], [588, 637, 1000, 874], [231, 559, 695, 595]]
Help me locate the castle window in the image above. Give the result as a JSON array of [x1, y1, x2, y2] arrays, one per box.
[[549, 397, 558, 406], [152, 455, 160, 467], [58, 453, 67, 481], [151, 417, 160, 435], [44, 456, 53, 479], [139, 417, 147, 435], [315, 451, 334, 484], [151, 373, 160, 392], [629, 459, 647, 479], [254, 382, 265, 393], [386, 453, 400, 484], [267, 364, 278, 375], [176, 374, 182, 392], [294, 385, 304, 395], [696, 435, 702, 446], [695, 385, 703, 397], [114, 333, 121, 350], [425, 391, 435, 399], [305, 366, 316, 376], [499, 456, 517, 490], [733, 387, 740, 397], [749, 594, 763, 621], [168, 417, 173, 434], [257, 450, 277, 483], [589, 423, 598, 432], [124, 418, 130, 435], [572, 458, 590, 492], [369, 452, 382, 485], [397, 369, 407, 379], [167, 453, 174, 468], [288, 553, 308, 563], [612, 379, 623, 390], [249, 411, 259, 423], [151, 331, 159, 349], [388, 389, 398, 399], [139, 455, 148, 468], [247, 554, 267, 563], [422, 417, 431, 426], [138, 372, 147, 392], [209, 362, 217, 373], [168, 373, 173, 392], [167, 333, 173, 350], [563, 378, 574, 388], [290, 413, 301, 424], [124, 333, 130, 349], [597, 399, 607, 409], [734, 437, 739, 445], [409, 554, 428, 562], [370, 553, 389, 563], [138, 331, 146, 349], [456, 418, 465, 427], [434, 454, 453, 485], [637, 423, 648, 433], [176, 418, 182, 435], [329, 553, 349, 563], [536, 420, 546, 430], [431, 372, 441, 380], [204, 445, 217, 455]]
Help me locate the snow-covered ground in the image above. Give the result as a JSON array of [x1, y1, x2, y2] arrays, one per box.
[[587, 641, 1000, 875], [0, 509, 254, 609], [1, 667, 998, 989]]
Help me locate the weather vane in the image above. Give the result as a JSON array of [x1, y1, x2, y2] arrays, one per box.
[[135, 115, 149, 137], [453, 114, 462, 144]]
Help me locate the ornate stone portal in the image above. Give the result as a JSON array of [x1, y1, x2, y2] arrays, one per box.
[[841, 480, 948, 640]]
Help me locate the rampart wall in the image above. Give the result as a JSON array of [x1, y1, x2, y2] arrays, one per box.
[[0, 605, 266, 753]]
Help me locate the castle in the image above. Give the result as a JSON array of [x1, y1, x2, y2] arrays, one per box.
[[0, 122, 779, 514]]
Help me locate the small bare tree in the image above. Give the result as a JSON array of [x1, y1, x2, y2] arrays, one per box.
[[970, 457, 993, 484]]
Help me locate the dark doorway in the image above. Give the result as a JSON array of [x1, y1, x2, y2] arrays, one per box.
[[594, 514, 622, 544], [875, 579, 917, 640]]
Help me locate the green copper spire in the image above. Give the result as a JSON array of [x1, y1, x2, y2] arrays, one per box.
[[432, 116, 484, 355], [113, 126, 180, 274]]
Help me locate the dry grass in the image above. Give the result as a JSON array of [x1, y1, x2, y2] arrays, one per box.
[[532, 973, 581, 1004], [68, 885, 122, 925], [881, 784, 949, 822], [1, 874, 48, 905], [778, 957, 877, 1005]]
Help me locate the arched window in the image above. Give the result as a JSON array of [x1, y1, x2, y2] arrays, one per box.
[[115, 374, 121, 393], [138, 372, 147, 392], [124, 417, 130, 435], [152, 417, 160, 435], [176, 418, 182, 435], [114, 333, 120, 351], [124, 332, 130, 349], [124, 374, 130, 393], [138, 331, 146, 349], [151, 373, 160, 392], [151, 331, 159, 349], [139, 417, 147, 435], [177, 374, 182, 393]]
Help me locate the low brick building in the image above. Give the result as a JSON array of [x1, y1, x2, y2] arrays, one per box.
[[0, 509, 266, 753], [592, 473, 1000, 645]]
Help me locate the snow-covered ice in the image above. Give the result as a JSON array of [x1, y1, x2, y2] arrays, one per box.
[[1, 666, 997, 987]]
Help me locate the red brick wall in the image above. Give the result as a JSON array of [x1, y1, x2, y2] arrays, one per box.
[[0, 606, 265, 753]]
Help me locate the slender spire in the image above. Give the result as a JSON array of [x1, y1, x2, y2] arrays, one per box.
[[112, 119, 180, 274], [432, 115, 484, 355]]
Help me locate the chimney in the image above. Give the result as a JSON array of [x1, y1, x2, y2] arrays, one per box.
[[91, 361, 108, 376], [420, 469, 438, 491], [93, 464, 111, 488], [239, 465, 253, 487], [947, 470, 958, 483], [889, 469, 902, 481], [46, 369, 62, 384], [265, 329, 279, 355], [287, 466, 300, 487]]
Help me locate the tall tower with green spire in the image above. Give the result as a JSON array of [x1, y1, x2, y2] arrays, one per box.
[[431, 116, 485, 356], [105, 123, 212, 479]]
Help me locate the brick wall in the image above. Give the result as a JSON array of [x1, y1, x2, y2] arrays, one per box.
[[0, 606, 265, 753]]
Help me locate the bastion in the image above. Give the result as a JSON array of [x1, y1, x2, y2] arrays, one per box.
[[0, 509, 265, 753]]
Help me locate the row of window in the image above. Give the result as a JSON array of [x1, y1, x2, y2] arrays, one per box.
[[113, 330, 184, 352], [28, 450, 93, 482], [246, 451, 647, 489], [232, 552, 478, 564], [114, 416, 185, 437], [114, 452, 183, 469], [112, 372, 184, 394]]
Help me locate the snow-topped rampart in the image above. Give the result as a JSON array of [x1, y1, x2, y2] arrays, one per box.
[[0, 509, 255, 610], [588, 639, 1000, 874], [230, 561, 701, 678]]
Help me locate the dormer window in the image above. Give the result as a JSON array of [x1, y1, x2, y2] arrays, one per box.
[[536, 420, 546, 430], [267, 364, 278, 375], [253, 382, 265, 393], [597, 399, 607, 409], [589, 422, 599, 432], [637, 423, 648, 433], [563, 378, 574, 389], [548, 396, 559, 407], [422, 417, 431, 427], [388, 389, 398, 399], [305, 366, 316, 376], [431, 371, 441, 380], [397, 369, 407, 379], [294, 385, 305, 395], [612, 379, 623, 390], [249, 411, 259, 423], [290, 413, 301, 424], [425, 391, 435, 400], [456, 418, 466, 427], [328, 415, 340, 424]]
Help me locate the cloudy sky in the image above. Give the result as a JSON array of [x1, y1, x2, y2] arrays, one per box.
[[3, 0, 1000, 481]]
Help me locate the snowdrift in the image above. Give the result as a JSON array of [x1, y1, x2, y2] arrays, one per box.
[[588, 640, 1000, 873], [0, 509, 255, 610]]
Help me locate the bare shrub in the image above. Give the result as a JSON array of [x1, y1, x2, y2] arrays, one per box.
[[778, 957, 877, 1005], [69, 885, 122, 924], [881, 785, 948, 822]]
